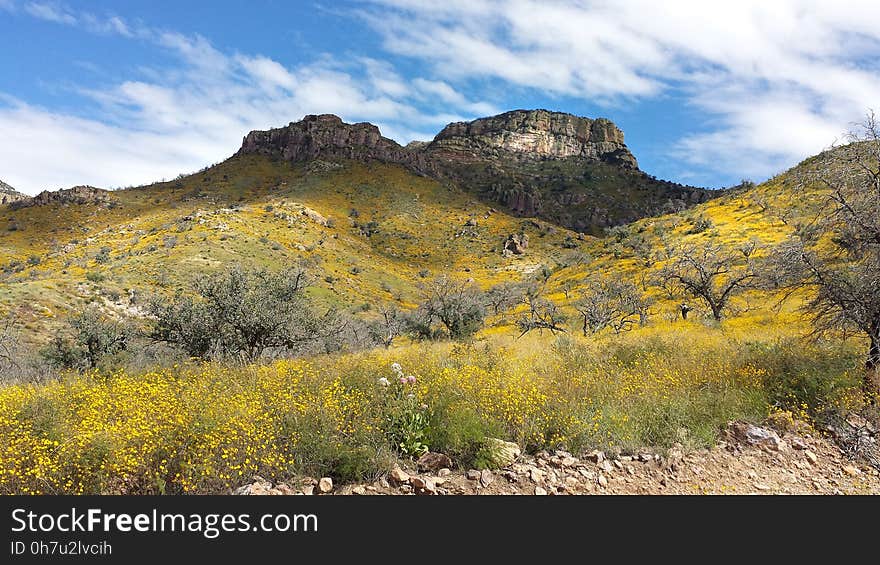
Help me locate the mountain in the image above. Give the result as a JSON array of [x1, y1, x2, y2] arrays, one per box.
[[237, 110, 716, 233], [0, 179, 28, 205], [0, 109, 777, 342]]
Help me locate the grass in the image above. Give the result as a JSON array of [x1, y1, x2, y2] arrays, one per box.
[[0, 322, 865, 494]]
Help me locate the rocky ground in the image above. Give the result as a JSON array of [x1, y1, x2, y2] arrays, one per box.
[[234, 418, 880, 496]]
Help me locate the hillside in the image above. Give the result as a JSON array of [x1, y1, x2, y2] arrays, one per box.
[[2, 112, 879, 496], [0, 110, 718, 342]]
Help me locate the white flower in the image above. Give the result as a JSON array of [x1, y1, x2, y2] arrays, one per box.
[[390, 362, 403, 376], [378, 377, 390, 387]]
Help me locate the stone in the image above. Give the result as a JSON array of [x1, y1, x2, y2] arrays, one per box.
[[534, 486, 548, 496], [483, 438, 521, 468], [318, 477, 334, 493], [599, 460, 614, 473], [352, 485, 367, 495], [480, 469, 495, 487], [275, 484, 296, 495], [804, 451, 818, 465], [466, 469, 482, 481], [417, 452, 454, 473], [302, 485, 315, 496], [389, 468, 411, 485], [411, 476, 437, 495], [842, 465, 861, 477], [437, 468, 452, 477], [502, 233, 529, 255], [584, 450, 605, 464], [729, 421, 785, 451], [789, 436, 809, 450], [597, 474, 608, 488]]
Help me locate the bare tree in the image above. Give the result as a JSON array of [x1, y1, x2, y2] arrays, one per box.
[[370, 306, 407, 348], [0, 316, 21, 375], [516, 285, 567, 337], [772, 112, 880, 394], [411, 275, 486, 340], [658, 242, 760, 321], [574, 278, 651, 335]]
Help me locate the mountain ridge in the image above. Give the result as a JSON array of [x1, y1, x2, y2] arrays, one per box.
[[235, 109, 715, 233]]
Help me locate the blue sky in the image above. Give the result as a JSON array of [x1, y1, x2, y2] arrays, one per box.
[[2, 0, 880, 194]]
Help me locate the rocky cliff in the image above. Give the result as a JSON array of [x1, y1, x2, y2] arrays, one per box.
[[0, 179, 28, 206], [425, 110, 638, 168], [22, 185, 110, 207], [236, 110, 715, 233]]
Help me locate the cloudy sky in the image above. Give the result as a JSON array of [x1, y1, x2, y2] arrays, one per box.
[[2, 0, 880, 194]]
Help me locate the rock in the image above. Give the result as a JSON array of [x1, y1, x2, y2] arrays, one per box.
[[389, 467, 411, 485], [480, 469, 495, 487], [21, 185, 110, 208], [300, 206, 330, 227], [561, 456, 579, 468], [753, 483, 771, 491], [534, 486, 548, 496], [275, 483, 296, 495], [597, 474, 608, 488], [411, 476, 437, 495], [302, 485, 315, 496], [729, 421, 785, 451], [789, 436, 809, 450], [842, 465, 861, 477], [417, 452, 453, 473], [599, 460, 614, 473], [466, 469, 482, 481], [0, 179, 28, 206], [352, 485, 367, 495], [584, 450, 605, 464], [317, 477, 334, 493], [804, 451, 818, 465], [483, 438, 521, 468], [502, 233, 529, 255], [529, 468, 544, 483], [437, 468, 451, 477]]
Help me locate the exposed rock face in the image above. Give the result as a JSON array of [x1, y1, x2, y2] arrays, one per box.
[[237, 114, 415, 165], [427, 110, 637, 168], [236, 110, 716, 233], [0, 179, 28, 206], [24, 186, 110, 207]]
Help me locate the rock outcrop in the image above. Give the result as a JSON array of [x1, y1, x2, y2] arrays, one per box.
[[0, 179, 28, 206], [425, 110, 638, 168], [24, 186, 110, 207], [235, 110, 716, 234], [237, 114, 415, 165]]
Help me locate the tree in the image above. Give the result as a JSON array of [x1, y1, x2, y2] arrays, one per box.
[[150, 265, 334, 362], [43, 308, 130, 370], [515, 284, 567, 337], [369, 306, 407, 348], [484, 281, 525, 315], [772, 112, 880, 394], [658, 242, 760, 321], [411, 275, 486, 340], [574, 278, 651, 335]]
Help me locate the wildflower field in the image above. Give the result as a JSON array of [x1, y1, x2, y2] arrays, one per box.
[[0, 323, 865, 494]]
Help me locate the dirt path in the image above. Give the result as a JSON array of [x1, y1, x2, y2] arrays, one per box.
[[235, 420, 880, 496]]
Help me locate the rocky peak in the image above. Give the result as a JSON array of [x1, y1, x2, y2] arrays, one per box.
[[237, 113, 412, 164], [426, 109, 637, 168], [0, 179, 28, 205], [24, 185, 110, 207]]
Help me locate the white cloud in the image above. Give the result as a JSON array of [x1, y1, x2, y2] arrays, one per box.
[[0, 15, 494, 194], [363, 0, 880, 184], [24, 1, 76, 25]]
